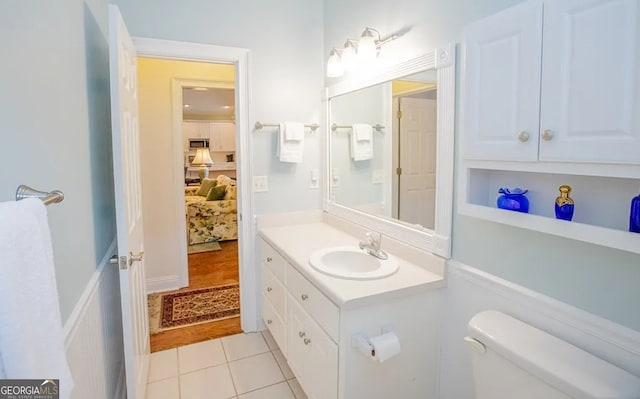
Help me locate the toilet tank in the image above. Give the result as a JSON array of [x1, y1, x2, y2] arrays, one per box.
[[466, 311, 640, 399]]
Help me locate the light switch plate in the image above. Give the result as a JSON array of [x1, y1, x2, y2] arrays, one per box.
[[253, 176, 268, 192], [372, 169, 384, 184], [331, 168, 340, 187], [309, 168, 319, 189]]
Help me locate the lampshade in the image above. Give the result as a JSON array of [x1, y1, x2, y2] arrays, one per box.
[[358, 28, 378, 63], [193, 148, 213, 166], [342, 40, 358, 71], [326, 48, 344, 78]]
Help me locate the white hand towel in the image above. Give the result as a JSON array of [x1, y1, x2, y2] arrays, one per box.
[[277, 121, 305, 163], [0, 199, 74, 399], [350, 123, 373, 161]]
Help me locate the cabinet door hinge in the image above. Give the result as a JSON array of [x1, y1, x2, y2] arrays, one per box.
[[396, 167, 402, 176], [397, 109, 403, 119]]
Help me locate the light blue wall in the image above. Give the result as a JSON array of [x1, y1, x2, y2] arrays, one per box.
[[111, 0, 325, 215], [324, 0, 640, 331], [0, 0, 115, 321]]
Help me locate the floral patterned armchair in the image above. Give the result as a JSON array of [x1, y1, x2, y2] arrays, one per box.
[[184, 177, 238, 245]]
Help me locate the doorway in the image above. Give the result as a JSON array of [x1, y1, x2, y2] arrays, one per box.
[[135, 52, 250, 352], [391, 77, 437, 229]]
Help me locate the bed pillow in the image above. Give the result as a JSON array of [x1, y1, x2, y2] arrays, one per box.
[[206, 185, 227, 201], [195, 178, 217, 196]]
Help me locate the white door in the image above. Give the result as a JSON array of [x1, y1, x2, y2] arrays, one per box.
[[539, 0, 640, 163], [398, 96, 437, 229], [461, 1, 543, 161], [108, 5, 150, 399]]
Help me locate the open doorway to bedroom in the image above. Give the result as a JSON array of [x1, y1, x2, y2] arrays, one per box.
[[136, 57, 242, 352]]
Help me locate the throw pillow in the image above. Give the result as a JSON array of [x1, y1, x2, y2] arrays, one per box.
[[206, 185, 227, 201], [224, 185, 237, 200], [215, 174, 233, 187], [195, 178, 217, 196]]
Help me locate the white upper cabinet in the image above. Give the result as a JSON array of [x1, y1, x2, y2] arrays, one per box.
[[539, 0, 640, 163], [462, 1, 543, 161], [463, 0, 640, 164]]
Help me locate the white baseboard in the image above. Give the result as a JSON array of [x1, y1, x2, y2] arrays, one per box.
[[146, 274, 184, 294]]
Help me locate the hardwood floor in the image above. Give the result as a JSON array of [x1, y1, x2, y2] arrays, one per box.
[[150, 240, 243, 352]]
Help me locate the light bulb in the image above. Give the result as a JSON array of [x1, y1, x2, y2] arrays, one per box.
[[358, 28, 378, 63], [342, 40, 357, 71], [326, 48, 343, 77]]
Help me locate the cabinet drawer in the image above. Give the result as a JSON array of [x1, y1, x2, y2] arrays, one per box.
[[262, 265, 285, 317], [262, 295, 286, 354], [259, 240, 286, 282], [287, 267, 339, 342]]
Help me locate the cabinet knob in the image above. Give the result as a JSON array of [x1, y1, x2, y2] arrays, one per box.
[[267, 319, 272, 325], [266, 257, 272, 262], [541, 129, 554, 141], [266, 286, 273, 292], [304, 338, 311, 346], [299, 331, 306, 338], [301, 294, 309, 301], [517, 131, 529, 142]]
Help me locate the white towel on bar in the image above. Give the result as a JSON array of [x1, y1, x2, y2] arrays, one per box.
[[277, 121, 305, 163], [350, 123, 373, 161], [0, 198, 73, 399]]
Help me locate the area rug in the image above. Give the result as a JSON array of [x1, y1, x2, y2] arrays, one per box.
[[148, 283, 240, 334], [187, 241, 222, 254]]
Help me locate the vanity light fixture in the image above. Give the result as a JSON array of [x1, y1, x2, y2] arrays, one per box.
[[326, 27, 399, 77]]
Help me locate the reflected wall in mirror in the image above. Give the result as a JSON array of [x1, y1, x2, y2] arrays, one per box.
[[324, 46, 455, 258], [329, 70, 438, 229]]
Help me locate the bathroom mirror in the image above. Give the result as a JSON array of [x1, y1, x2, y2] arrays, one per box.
[[324, 46, 455, 258]]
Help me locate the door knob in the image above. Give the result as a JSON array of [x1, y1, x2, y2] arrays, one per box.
[[266, 286, 273, 292], [299, 331, 306, 338], [301, 294, 309, 301], [266, 257, 272, 262], [517, 131, 529, 142], [109, 255, 119, 264], [303, 338, 311, 345], [129, 251, 144, 266], [267, 319, 272, 325], [541, 129, 554, 141]]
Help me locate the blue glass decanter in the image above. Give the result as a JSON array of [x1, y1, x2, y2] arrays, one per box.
[[555, 185, 574, 221], [497, 188, 529, 213], [630, 191, 640, 233]]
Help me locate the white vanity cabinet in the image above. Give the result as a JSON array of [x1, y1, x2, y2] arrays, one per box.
[[258, 235, 442, 399], [462, 0, 640, 164]]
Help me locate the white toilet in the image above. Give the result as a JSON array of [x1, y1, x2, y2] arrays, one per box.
[[465, 310, 640, 399]]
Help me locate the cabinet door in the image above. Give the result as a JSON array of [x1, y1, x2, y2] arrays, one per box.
[[307, 320, 338, 399], [218, 122, 236, 151], [461, 1, 543, 161], [208, 123, 221, 150], [539, 0, 640, 163], [286, 295, 308, 387]]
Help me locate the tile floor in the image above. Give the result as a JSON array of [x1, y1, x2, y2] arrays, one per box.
[[146, 330, 308, 399]]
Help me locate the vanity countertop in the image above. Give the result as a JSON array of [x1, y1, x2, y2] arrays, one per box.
[[258, 213, 445, 309]]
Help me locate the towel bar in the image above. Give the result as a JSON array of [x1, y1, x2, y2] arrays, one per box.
[[16, 185, 64, 206], [331, 123, 385, 132], [254, 121, 319, 132]]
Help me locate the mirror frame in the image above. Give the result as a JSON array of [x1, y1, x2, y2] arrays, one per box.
[[322, 45, 456, 258]]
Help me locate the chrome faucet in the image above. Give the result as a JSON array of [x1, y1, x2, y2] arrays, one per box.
[[359, 231, 389, 260]]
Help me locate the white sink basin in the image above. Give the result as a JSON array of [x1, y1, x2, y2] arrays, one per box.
[[308, 246, 399, 280]]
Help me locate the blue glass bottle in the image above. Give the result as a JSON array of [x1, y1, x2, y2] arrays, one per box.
[[497, 188, 529, 213], [555, 185, 574, 221], [630, 192, 640, 233]]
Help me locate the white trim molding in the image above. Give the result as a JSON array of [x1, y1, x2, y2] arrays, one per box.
[[132, 37, 257, 332]]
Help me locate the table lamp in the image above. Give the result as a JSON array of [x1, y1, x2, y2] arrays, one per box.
[[193, 148, 214, 179]]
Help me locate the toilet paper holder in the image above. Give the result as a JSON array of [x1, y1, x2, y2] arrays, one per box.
[[351, 324, 396, 360]]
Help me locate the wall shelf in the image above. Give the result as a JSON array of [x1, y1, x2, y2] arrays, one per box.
[[460, 168, 640, 255]]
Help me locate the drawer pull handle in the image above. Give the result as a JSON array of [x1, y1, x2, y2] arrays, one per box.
[[299, 331, 306, 338], [266, 286, 273, 292], [301, 294, 309, 301], [267, 319, 272, 325], [266, 257, 273, 262], [303, 338, 311, 345]]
